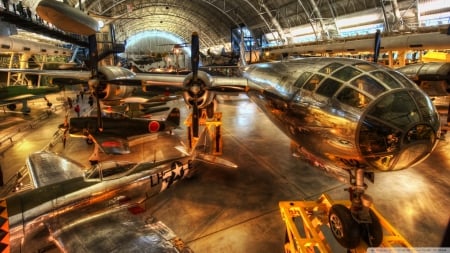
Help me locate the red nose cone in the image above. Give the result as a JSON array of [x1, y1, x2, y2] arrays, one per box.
[[148, 121, 160, 132]]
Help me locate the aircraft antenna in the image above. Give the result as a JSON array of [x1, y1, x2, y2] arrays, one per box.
[[373, 29, 381, 63]]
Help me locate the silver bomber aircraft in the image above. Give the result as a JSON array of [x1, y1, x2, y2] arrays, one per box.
[[131, 52, 440, 249], [1, 0, 442, 250]]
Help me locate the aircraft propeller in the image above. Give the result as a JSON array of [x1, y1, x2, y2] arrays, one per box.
[[190, 32, 201, 137]]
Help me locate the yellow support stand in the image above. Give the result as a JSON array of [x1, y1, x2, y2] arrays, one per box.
[[279, 194, 414, 253], [184, 109, 223, 155]]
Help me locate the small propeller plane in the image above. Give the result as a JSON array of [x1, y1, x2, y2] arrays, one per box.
[[63, 107, 181, 154], [1, 0, 442, 250]]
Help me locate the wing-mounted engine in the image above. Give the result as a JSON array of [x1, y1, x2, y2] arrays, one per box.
[[89, 66, 138, 99], [182, 70, 215, 110]]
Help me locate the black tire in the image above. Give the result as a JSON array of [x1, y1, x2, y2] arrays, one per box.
[[329, 204, 361, 249], [361, 209, 383, 247]]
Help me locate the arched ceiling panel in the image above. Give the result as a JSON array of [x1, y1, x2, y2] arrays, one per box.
[[114, 9, 227, 45], [16, 0, 431, 51], [120, 16, 217, 48], [87, 0, 242, 47]]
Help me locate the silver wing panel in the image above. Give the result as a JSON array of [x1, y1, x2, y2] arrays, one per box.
[[0, 68, 92, 80], [48, 207, 190, 253], [135, 73, 186, 86], [26, 151, 85, 188]]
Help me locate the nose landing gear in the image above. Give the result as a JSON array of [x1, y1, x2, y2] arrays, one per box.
[[279, 168, 412, 252], [328, 168, 383, 249]]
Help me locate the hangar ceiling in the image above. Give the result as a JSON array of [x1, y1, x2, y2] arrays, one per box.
[[17, 0, 427, 51]]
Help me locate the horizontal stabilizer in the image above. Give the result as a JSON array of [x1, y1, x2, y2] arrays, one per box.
[[196, 153, 238, 169]]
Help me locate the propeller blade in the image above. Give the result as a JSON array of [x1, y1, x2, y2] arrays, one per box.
[[190, 32, 200, 137], [192, 99, 199, 138], [191, 32, 199, 80]]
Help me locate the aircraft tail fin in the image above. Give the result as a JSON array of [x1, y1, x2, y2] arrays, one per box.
[[176, 127, 238, 169], [166, 108, 181, 128]]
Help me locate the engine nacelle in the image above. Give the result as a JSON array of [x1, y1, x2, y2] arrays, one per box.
[[182, 70, 215, 109]]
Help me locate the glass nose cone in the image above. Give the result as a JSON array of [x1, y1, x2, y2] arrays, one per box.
[[358, 90, 440, 171]]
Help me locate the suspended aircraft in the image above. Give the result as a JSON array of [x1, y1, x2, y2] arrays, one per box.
[[0, 36, 72, 113], [396, 61, 450, 97], [3, 0, 442, 249], [0, 91, 53, 113]]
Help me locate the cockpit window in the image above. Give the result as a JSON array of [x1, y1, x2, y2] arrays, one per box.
[[371, 71, 401, 89], [410, 90, 440, 127], [337, 87, 371, 108], [303, 74, 324, 91], [316, 78, 342, 97], [319, 63, 343, 74], [389, 71, 415, 88], [351, 75, 386, 96], [368, 91, 420, 128], [353, 62, 378, 71], [332, 66, 362, 81], [294, 72, 312, 88]]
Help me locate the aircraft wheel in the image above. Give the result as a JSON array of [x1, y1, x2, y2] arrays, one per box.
[[7, 104, 17, 111], [86, 138, 94, 145], [361, 209, 383, 247], [328, 204, 361, 249]]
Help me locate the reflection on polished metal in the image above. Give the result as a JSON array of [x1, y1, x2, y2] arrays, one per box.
[[136, 55, 442, 248], [140, 57, 440, 179], [227, 58, 439, 178], [0, 91, 448, 251], [232, 58, 440, 247], [5, 134, 199, 252]]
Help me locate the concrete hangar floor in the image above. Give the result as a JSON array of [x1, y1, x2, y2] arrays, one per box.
[[0, 91, 449, 252]]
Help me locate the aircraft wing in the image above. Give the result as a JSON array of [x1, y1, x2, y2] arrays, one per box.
[[0, 68, 92, 79], [27, 151, 85, 188], [46, 206, 189, 253], [0, 94, 47, 106], [134, 72, 248, 93], [134, 73, 187, 92], [0, 66, 136, 81]]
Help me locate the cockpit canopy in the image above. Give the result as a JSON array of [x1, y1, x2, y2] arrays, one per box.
[[85, 161, 136, 181], [286, 58, 440, 171]]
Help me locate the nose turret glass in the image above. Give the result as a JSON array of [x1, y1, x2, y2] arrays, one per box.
[[358, 90, 439, 171]]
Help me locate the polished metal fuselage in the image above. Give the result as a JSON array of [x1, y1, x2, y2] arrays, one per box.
[[6, 153, 193, 229], [242, 58, 440, 180]]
